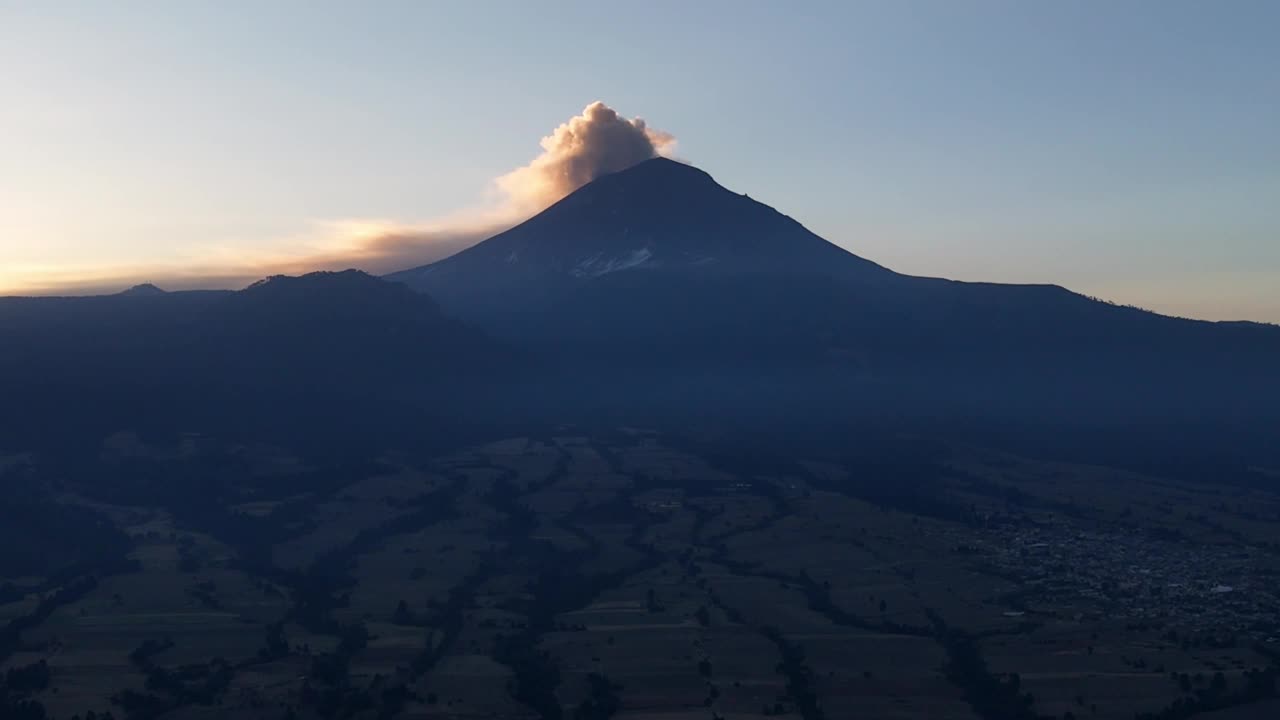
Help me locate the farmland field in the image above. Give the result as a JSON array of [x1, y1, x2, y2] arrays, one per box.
[[2, 431, 1279, 719]]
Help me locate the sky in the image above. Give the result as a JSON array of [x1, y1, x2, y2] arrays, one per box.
[[2, 1, 1277, 322]]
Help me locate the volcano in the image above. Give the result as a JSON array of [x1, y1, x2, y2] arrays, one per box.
[[392, 158, 884, 289], [389, 157, 1280, 423], [387, 157, 913, 347]]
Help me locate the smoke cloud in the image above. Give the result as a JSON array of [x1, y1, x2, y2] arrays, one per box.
[[497, 101, 676, 212], [2, 102, 676, 296], [328, 101, 675, 274]]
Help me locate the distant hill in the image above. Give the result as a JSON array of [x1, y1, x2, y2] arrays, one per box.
[[117, 282, 167, 296], [196, 270, 502, 382], [0, 271, 506, 449]]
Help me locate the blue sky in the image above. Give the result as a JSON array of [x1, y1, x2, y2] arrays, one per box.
[[2, 1, 1277, 321]]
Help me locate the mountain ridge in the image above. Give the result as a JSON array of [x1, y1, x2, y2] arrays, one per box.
[[386, 158, 1275, 338], [388, 157, 1271, 333], [0, 159, 1276, 449], [384, 157, 1280, 425], [0, 269, 511, 448]]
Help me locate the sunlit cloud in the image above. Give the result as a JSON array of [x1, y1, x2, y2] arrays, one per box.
[[0, 217, 500, 295], [1, 101, 675, 296], [497, 100, 676, 212]]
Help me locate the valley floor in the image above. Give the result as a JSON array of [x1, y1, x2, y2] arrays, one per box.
[[2, 432, 1279, 720]]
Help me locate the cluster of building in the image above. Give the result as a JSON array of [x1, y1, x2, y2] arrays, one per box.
[[953, 516, 1280, 640]]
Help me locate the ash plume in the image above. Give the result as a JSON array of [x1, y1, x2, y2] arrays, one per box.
[[497, 101, 677, 212], [2, 102, 676, 295]]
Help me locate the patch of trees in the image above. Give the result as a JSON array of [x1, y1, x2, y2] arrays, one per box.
[[256, 622, 290, 663], [123, 636, 234, 714], [308, 478, 464, 583], [53, 450, 398, 583], [147, 660, 233, 705], [761, 627, 824, 720], [695, 605, 711, 627], [491, 567, 614, 719], [707, 590, 745, 625], [490, 488, 663, 719], [69, 456, 297, 578], [297, 623, 376, 719], [185, 580, 219, 608], [1139, 667, 1278, 720], [109, 689, 173, 719], [307, 624, 369, 687], [289, 572, 350, 635], [366, 565, 496, 719], [0, 697, 48, 720], [793, 570, 882, 633], [176, 537, 204, 573], [411, 564, 491, 674], [0, 575, 101, 664], [392, 599, 416, 625], [492, 633, 562, 720], [572, 674, 620, 720], [4, 660, 50, 695], [487, 473, 539, 540], [0, 659, 52, 720], [128, 637, 175, 667], [712, 558, 926, 637], [929, 612, 1047, 720]]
